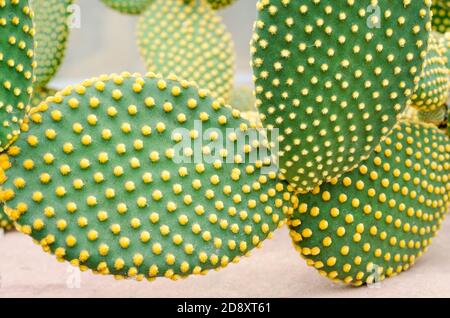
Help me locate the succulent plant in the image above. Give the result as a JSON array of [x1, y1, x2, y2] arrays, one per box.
[[287, 119, 450, 286], [100, 0, 153, 15], [410, 33, 449, 114], [432, 0, 450, 33], [229, 86, 256, 112], [30, 87, 58, 107], [31, 0, 72, 89], [0, 0, 35, 152], [418, 105, 448, 127], [137, 0, 235, 101], [0, 72, 293, 281], [0, 207, 13, 231], [251, 0, 432, 192], [205, 0, 237, 10]]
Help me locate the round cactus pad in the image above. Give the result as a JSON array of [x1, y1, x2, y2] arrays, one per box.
[[31, 0, 72, 89], [288, 120, 450, 286], [0, 0, 35, 152], [251, 0, 431, 192], [0, 72, 292, 281], [101, 0, 152, 15], [137, 0, 235, 101], [410, 33, 449, 113]]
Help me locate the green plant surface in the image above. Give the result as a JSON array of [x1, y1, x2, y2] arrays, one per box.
[[137, 0, 235, 101], [30, 87, 58, 107], [205, 0, 237, 10], [432, 1, 450, 33], [0, 0, 35, 152], [0, 72, 293, 281], [31, 0, 72, 89], [251, 0, 431, 192], [410, 33, 449, 113], [229, 86, 256, 112], [287, 119, 450, 286], [100, 0, 152, 15]]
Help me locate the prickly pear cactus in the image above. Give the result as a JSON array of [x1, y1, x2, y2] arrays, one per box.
[[100, 0, 152, 15], [205, 0, 237, 10], [137, 0, 235, 101], [251, 0, 432, 192], [410, 33, 449, 113], [31, 0, 72, 89], [30, 87, 58, 107], [229, 86, 256, 112], [0, 208, 13, 231], [288, 120, 450, 286], [432, 0, 450, 33], [418, 105, 448, 127], [0, 72, 293, 281], [0, 0, 35, 152]]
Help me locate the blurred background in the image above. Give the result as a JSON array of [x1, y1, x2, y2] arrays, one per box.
[[53, 0, 258, 88]]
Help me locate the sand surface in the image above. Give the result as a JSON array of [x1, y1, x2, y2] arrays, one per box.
[[0, 221, 449, 298]]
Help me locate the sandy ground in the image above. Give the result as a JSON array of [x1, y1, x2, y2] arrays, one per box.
[[0, 220, 449, 298]]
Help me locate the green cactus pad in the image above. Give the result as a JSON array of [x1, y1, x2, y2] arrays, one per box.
[[0, 207, 13, 230], [287, 120, 450, 286], [432, 1, 450, 33], [30, 87, 57, 107], [136, 0, 235, 101], [31, 0, 72, 89], [0, 72, 292, 281], [251, 0, 431, 192], [205, 0, 237, 10], [100, 0, 152, 15], [0, 0, 35, 152], [229, 86, 256, 112], [410, 33, 449, 113]]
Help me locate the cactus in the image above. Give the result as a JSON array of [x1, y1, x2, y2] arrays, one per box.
[[251, 0, 431, 192], [410, 33, 449, 114], [0, 72, 293, 281], [0, 207, 13, 231], [418, 105, 448, 127], [100, 0, 152, 15], [136, 0, 235, 101], [287, 119, 450, 286], [31, 0, 72, 89], [30, 87, 58, 107], [0, 0, 35, 152], [229, 86, 256, 112], [205, 0, 237, 10], [432, 1, 450, 33]]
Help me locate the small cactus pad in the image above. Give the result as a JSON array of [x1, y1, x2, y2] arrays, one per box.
[[30, 87, 57, 107], [229, 86, 256, 112], [432, 1, 450, 33], [205, 0, 237, 10], [100, 0, 152, 15], [287, 120, 450, 286], [0, 72, 292, 280], [31, 0, 72, 89], [251, 0, 431, 192], [410, 33, 449, 113], [137, 0, 235, 101], [0, 0, 35, 152]]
